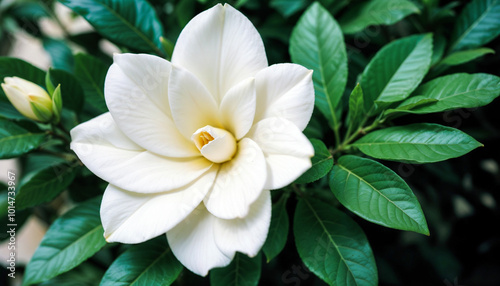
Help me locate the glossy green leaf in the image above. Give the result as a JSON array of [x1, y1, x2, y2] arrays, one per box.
[[271, 0, 308, 17], [74, 53, 109, 113], [361, 34, 433, 112], [295, 139, 333, 184], [290, 2, 347, 128], [430, 47, 496, 77], [16, 163, 78, 210], [100, 237, 182, 286], [353, 123, 483, 163], [449, 0, 500, 52], [0, 102, 24, 120], [0, 120, 45, 159], [303, 114, 324, 139], [384, 96, 437, 115], [59, 0, 165, 55], [440, 48, 495, 66], [40, 263, 104, 286], [23, 197, 106, 285], [48, 69, 85, 114], [347, 83, 365, 129], [0, 208, 30, 242], [262, 196, 289, 262], [9, 2, 50, 19], [330, 155, 429, 234], [42, 38, 74, 72], [294, 198, 378, 286], [339, 0, 419, 34], [23, 154, 67, 175], [0, 183, 30, 242], [210, 252, 262, 286], [0, 57, 46, 117], [431, 35, 447, 66], [401, 73, 500, 114], [0, 57, 45, 100]]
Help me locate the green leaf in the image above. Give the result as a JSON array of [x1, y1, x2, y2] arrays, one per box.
[[40, 263, 104, 286], [0, 57, 45, 97], [294, 198, 378, 286], [290, 2, 347, 128], [440, 48, 495, 66], [9, 2, 50, 19], [45, 71, 56, 95], [339, 0, 419, 34], [23, 154, 67, 175], [100, 237, 182, 286], [0, 57, 45, 84], [0, 101, 24, 120], [49, 69, 85, 114], [174, 0, 196, 28], [52, 84, 63, 123], [303, 113, 324, 139], [270, 0, 308, 17], [59, 0, 165, 55], [0, 57, 47, 118], [0, 183, 31, 242], [262, 196, 289, 262], [353, 123, 483, 163], [431, 35, 447, 66], [74, 53, 109, 113], [159, 37, 174, 61], [0, 120, 45, 159], [384, 96, 437, 115], [42, 38, 74, 72], [449, 0, 500, 52], [330, 155, 429, 235], [16, 163, 78, 210], [295, 139, 333, 184], [23, 197, 106, 285], [361, 34, 433, 112], [347, 83, 365, 129], [401, 73, 500, 114], [210, 252, 262, 286]]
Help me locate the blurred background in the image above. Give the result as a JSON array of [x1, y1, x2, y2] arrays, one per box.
[[0, 0, 499, 285]]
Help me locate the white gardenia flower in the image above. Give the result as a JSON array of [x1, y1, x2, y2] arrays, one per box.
[[70, 3, 314, 276]]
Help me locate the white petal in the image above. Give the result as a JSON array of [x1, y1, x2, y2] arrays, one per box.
[[105, 53, 198, 158], [168, 65, 220, 139], [101, 167, 217, 244], [204, 138, 266, 219], [254, 64, 314, 131], [247, 117, 314, 190], [5, 77, 48, 96], [167, 204, 232, 276], [171, 4, 267, 101], [70, 113, 213, 193], [219, 78, 256, 140], [214, 190, 271, 257]]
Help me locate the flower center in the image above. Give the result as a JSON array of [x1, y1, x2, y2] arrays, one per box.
[[191, 125, 237, 163]]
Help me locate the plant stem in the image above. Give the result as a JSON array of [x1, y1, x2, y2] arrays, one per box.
[[331, 113, 341, 148], [47, 124, 71, 145], [333, 116, 383, 155], [38, 148, 78, 162]]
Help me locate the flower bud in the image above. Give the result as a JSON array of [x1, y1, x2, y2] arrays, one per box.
[[1, 77, 53, 122]]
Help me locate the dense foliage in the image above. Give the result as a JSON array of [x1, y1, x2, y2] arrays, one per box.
[[1, 0, 500, 285]]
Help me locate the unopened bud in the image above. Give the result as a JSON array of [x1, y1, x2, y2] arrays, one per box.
[[1, 77, 53, 122]]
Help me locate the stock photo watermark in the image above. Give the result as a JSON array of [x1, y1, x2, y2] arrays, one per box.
[[6, 170, 17, 279]]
